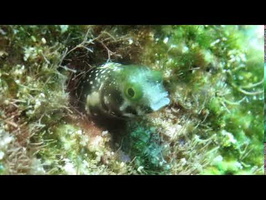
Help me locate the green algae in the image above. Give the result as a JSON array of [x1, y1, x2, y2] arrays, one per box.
[[0, 25, 263, 174], [264, 63, 266, 143]]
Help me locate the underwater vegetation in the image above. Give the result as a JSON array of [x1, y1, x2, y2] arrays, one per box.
[[0, 25, 264, 175], [264, 25, 266, 174]]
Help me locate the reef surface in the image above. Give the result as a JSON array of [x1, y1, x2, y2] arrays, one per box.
[[0, 25, 264, 174]]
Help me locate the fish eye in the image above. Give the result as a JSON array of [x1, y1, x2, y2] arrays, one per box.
[[127, 88, 135, 97], [125, 84, 143, 101]]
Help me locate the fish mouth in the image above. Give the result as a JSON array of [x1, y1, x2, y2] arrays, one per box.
[[150, 92, 170, 111]]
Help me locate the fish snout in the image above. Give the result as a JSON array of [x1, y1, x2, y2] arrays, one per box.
[[149, 91, 170, 111]]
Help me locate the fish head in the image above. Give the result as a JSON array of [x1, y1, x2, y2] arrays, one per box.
[[120, 66, 170, 116]]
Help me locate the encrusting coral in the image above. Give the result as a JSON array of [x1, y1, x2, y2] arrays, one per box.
[[0, 25, 263, 174]]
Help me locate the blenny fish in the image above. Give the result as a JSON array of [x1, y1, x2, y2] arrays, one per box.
[[76, 62, 170, 119]]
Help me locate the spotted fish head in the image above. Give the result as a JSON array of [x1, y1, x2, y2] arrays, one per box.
[[117, 65, 170, 117], [80, 62, 170, 119]]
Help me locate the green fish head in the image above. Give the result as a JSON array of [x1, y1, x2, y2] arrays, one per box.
[[120, 65, 170, 114]]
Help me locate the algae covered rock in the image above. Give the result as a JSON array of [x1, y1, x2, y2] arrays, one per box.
[[0, 25, 263, 174]]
